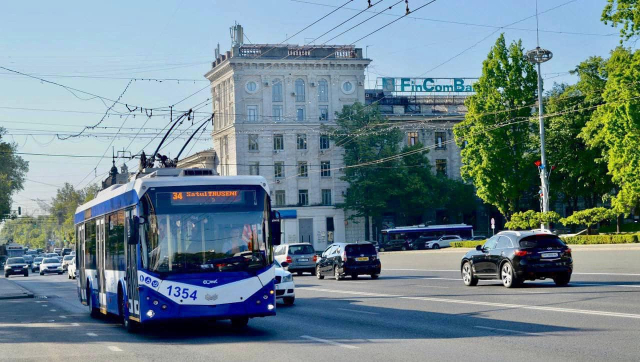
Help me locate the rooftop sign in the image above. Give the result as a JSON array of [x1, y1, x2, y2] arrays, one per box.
[[380, 77, 477, 94]]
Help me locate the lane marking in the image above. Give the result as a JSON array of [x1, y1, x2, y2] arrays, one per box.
[[422, 277, 461, 281], [337, 308, 380, 315], [86, 333, 98, 337], [474, 325, 540, 336], [41, 305, 48, 307], [574, 272, 640, 276], [60, 316, 67, 319], [50, 309, 57, 312], [108, 346, 123, 352], [301, 335, 359, 349], [411, 285, 450, 289], [386, 269, 458, 272], [386, 269, 640, 277], [71, 323, 80, 326], [301, 287, 640, 320]]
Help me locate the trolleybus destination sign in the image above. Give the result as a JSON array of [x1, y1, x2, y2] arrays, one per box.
[[380, 77, 477, 94]]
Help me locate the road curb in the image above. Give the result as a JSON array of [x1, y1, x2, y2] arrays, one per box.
[[0, 278, 35, 300]]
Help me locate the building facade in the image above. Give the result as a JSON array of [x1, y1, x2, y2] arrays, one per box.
[[205, 39, 371, 250]]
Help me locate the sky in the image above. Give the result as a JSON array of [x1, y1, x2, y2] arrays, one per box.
[[0, 0, 628, 216]]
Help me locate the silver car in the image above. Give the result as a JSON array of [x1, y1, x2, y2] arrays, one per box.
[[274, 243, 316, 275]]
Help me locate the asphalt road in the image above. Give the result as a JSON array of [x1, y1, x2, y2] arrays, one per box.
[[1, 245, 639, 362]]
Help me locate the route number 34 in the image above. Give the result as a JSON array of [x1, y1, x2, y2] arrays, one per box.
[[166, 285, 198, 301]]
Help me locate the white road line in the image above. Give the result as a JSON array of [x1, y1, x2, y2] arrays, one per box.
[[86, 333, 98, 337], [71, 323, 80, 327], [108, 346, 123, 352], [574, 272, 640, 276], [386, 269, 458, 272], [474, 325, 540, 336], [59, 316, 67, 319], [386, 269, 640, 277], [337, 308, 380, 315], [50, 309, 57, 312], [422, 277, 462, 281], [411, 285, 451, 289], [41, 305, 47, 307], [301, 287, 640, 320], [301, 335, 359, 349]]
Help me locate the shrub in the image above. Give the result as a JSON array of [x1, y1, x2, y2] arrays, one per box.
[[505, 210, 561, 230], [559, 207, 618, 235], [560, 234, 638, 245], [451, 240, 485, 248]]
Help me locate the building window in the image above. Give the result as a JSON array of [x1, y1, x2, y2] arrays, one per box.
[[321, 189, 332, 205], [272, 105, 283, 121], [342, 80, 355, 94], [274, 161, 284, 178], [272, 79, 283, 102], [249, 161, 260, 175], [275, 190, 286, 206], [321, 161, 331, 177], [318, 79, 329, 102], [248, 134, 259, 151], [436, 159, 447, 177], [435, 131, 446, 149], [408, 132, 418, 146], [295, 79, 305, 102], [319, 105, 329, 121], [245, 81, 258, 93], [298, 189, 309, 206], [296, 107, 305, 122], [320, 135, 330, 150], [273, 134, 284, 151], [298, 161, 308, 177], [247, 105, 258, 122], [297, 134, 307, 150]]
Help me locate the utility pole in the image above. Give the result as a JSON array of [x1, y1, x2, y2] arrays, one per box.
[[526, 0, 553, 229]]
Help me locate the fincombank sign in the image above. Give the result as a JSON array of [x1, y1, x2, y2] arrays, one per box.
[[381, 77, 477, 94]]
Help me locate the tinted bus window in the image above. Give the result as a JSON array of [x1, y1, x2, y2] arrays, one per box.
[[85, 222, 97, 269]]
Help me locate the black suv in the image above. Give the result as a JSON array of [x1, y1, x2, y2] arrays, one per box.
[[460, 230, 573, 288], [316, 242, 381, 280], [378, 238, 408, 252], [4, 257, 29, 278]]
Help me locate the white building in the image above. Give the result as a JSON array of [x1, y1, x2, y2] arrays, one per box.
[[204, 35, 371, 251]]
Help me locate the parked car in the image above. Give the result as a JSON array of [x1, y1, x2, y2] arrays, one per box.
[[424, 235, 463, 249], [61, 248, 72, 257], [409, 236, 438, 250], [460, 230, 573, 288], [274, 259, 295, 305], [274, 243, 316, 275], [32, 257, 44, 272], [4, 257, 29, 278], [316, 242, 381, 280], [67, 258, 77, 279], [39, 258, 63, 275], [53, 248, 62, 255], [378, 238, 407, 252], [61, 255, 74, 271]]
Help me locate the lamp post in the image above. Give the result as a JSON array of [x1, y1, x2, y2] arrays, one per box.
[[526, 46, 552, 227]]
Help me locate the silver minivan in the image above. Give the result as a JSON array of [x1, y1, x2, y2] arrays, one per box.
[[274, 243, 316, 275]]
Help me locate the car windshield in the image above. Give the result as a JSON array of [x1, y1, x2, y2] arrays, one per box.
[[345, 244, 376, 256], [43, 258, 59, 263], [519, 235, 566, 249], [289, 245, 314, 255], [7, 258, 25, 264], [63, 256, 74, 261], [34, 257, 43, 262], [142, 186, 270, 275]]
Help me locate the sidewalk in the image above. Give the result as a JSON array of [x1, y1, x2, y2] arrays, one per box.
[[0, 277, 34, 300]]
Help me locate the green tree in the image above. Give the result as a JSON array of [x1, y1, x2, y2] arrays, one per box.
[[584, 47, 640, 215], [0, 128, 29, 217], [602, 0, 640, 41], [560, 207, 617, 235], [454, 34, 538, 219], [545, 57, 614, 212], [504, 210, 560, 230]]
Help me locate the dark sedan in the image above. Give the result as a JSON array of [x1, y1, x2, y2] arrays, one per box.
[[316, 242, 381, 280], [460, 230, 573, 288]]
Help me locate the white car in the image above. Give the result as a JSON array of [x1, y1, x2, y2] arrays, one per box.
[[67, 258, 77, 279], [39, 258, 63, 275], [61, 255, 74, 271], [275, 260, 295, 305], [425, 235, 463, 249]]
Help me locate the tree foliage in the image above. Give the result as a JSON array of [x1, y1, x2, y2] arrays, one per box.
[[0, 127, 29, 217], [504, 210, 560, 230], [602, 0, 640, 41], [560, 207, 618, 234], [454, 34, 538, 218]]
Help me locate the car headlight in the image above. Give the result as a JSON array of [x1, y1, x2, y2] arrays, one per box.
[[282, 274, 293, 283], [23, 265, 28, 268]]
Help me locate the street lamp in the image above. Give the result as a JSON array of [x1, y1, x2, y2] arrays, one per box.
[[527, 46, 553, 227]]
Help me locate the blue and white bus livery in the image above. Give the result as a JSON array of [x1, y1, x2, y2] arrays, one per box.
[[74, 169, 281, 331]]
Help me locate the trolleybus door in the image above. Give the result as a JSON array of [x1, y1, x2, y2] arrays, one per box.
[[77, 224, 86, 303], [125, 208, 140, 320], [97, 217, 106, 313]]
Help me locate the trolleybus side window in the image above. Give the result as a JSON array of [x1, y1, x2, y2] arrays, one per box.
[[85, 222, 97, 270]]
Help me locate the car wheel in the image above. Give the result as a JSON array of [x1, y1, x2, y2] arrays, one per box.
[[401, 246, 407, 251], [433, 244, 440, 250], [24, 272, 28, 277], [40, 272, 44, 276], [231, 317, 249, 329], [58, 272, 63, 275], [296, 271, 303, 276], [461, 262, 478, 286], [316, 266, 324, 280], [334, 266, 342, 281], [370, 274, 379, 279], [283, 296, 295, 305], [379, 247, 385, 252], [553, 272, 571, 286], [500, 262, 520, 288], [351, 274, 358, 279]]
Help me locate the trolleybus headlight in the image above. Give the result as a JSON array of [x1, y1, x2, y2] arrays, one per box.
[[268, 304, 274, 311], [146, 310, 155, 318]]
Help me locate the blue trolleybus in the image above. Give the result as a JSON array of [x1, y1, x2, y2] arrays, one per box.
[[74, 169, 281, 331]]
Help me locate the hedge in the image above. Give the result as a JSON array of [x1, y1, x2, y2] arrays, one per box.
[[451, 240, 485, 248], [560, 234, 639, 245]]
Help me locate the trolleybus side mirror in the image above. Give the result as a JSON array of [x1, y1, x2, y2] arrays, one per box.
[[270, 211, 282, 246], [128, 216, 140, 245], [476, 245, 482, 251]]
